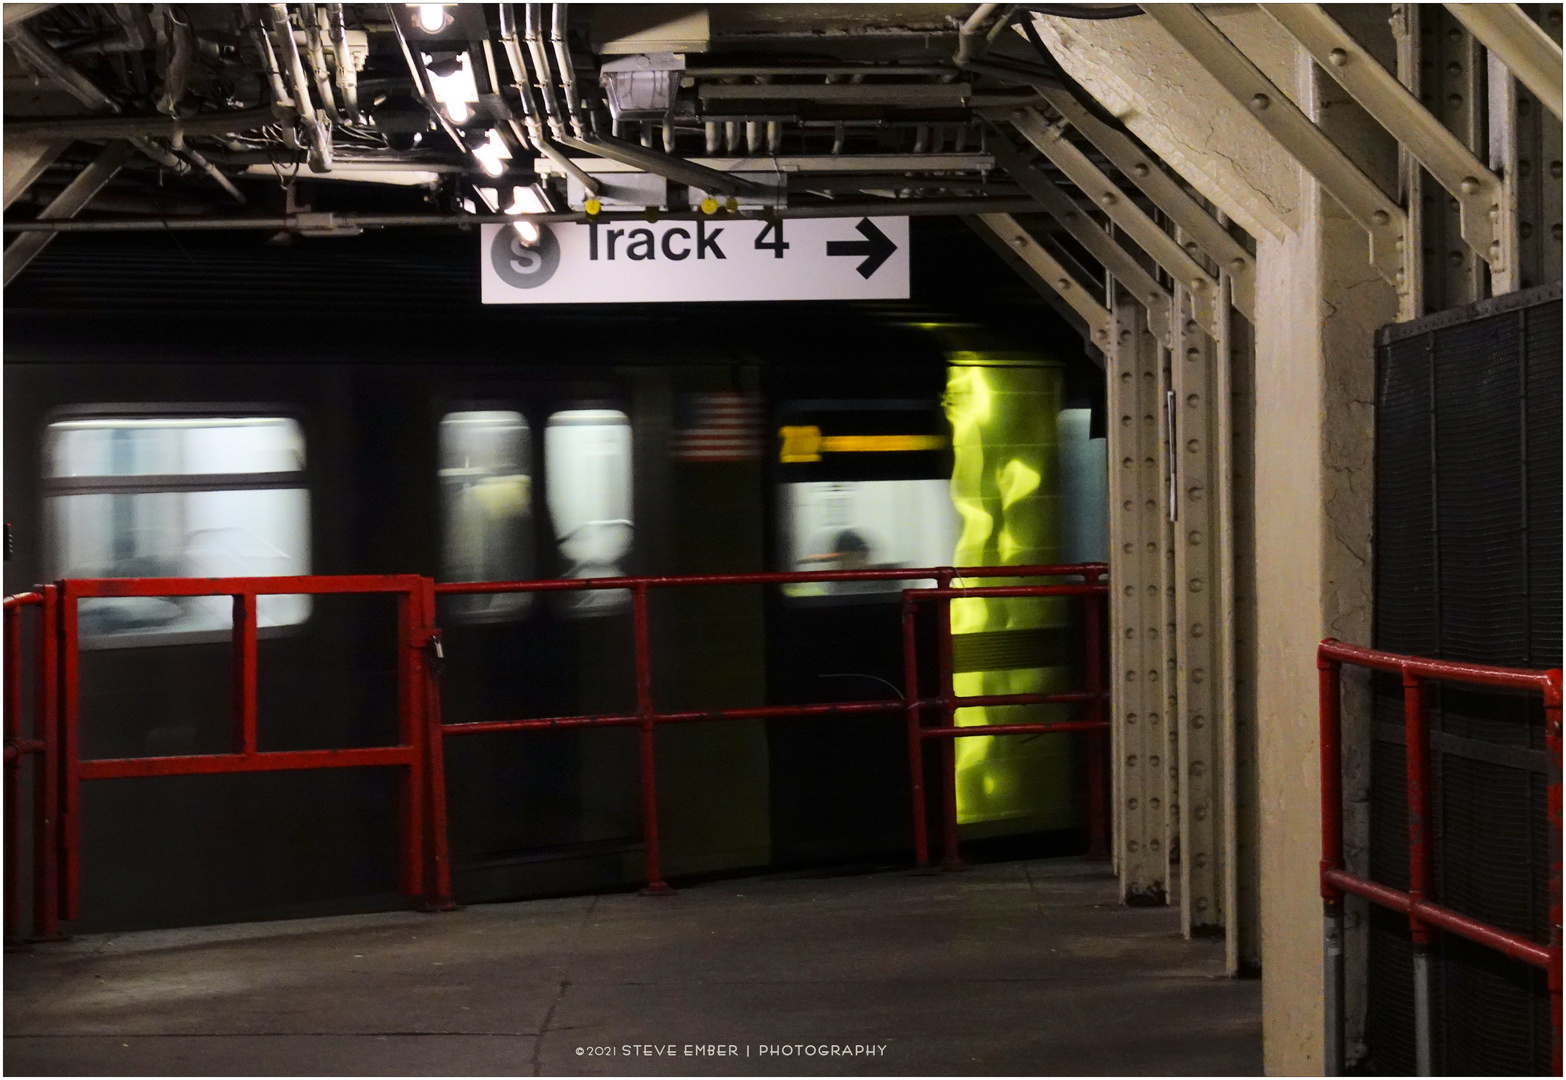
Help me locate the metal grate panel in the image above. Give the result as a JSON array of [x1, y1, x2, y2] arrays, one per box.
[[1369, 283, 1560, 1075]]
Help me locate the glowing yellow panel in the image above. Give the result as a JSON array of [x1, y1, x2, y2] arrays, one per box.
[[943, 362, 1076, 832]]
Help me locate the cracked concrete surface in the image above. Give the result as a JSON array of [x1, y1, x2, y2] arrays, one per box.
[[5, 858, 1261, 1076]]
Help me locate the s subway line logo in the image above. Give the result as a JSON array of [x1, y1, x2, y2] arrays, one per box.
[[489, 223, 561, 288]]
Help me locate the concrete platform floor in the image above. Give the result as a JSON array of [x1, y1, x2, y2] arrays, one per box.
[[5, 857, 1261, 1076]]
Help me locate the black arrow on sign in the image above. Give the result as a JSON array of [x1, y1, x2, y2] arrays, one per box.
[[826, 217, 897, 279]]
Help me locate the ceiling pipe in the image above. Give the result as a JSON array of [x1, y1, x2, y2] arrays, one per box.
[[522, 4, 565, 139], [549, 4, 587, 139], [954, 3, 1003, 67], [155, 7, 196, 124], [324, 4, 362, 123], [266, 3, 332, 171], [299, 2, 346, 126], [181, 145, 247, 203], [496, 3, 599, 194]]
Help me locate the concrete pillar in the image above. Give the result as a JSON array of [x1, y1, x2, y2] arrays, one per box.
[[1252, 35, 1397, 1075]]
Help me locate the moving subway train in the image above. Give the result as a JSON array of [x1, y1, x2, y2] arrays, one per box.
[[4, 292, 1107, 931]]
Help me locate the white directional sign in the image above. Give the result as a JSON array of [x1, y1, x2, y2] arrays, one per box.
[[480, 216, 908, 304]]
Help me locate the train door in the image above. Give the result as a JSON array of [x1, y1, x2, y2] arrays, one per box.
[[435, 385, 644, 900], [766, 397, 957, 865]]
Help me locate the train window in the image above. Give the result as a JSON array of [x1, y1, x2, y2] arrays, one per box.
[[438, 410, 534, 620], [775, 401, 959, 602], [45, 415, 310, 642], [544, 409, 632, 615], [779, 480, 959, 599]]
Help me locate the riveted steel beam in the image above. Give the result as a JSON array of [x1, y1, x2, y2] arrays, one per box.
[[1171, 270, 1228, 941], [1001, 106, 1222, 337], [1487, 52, 1522, 297], [1446, 3, 1563, 120], [1022, 86, 1257, 322], [1263, 4, 1506, 281], [970, 212, 1111, 348], [1390, 3, 1424, 320], [1145, 4, 1407, 290], [1502, 6, 1563, 291], [1108, 287, 1174, 906], [989, 134, 1172, 342]]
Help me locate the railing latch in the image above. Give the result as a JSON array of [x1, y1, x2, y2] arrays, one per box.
[[422, 631, 444, 679]]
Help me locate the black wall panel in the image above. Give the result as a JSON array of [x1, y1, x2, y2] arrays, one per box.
[[1369, 283, 1561, 1076]]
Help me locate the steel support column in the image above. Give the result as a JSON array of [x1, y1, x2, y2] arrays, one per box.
[[1390, 3, 1424, 320], [1108, 287, 1173, 904], [1171, 270, 1229, 939], [1488, 5, 1563, 294], [1225, 279, 1261, 971]]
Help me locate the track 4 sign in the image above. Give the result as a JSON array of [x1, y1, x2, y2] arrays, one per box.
[[480, 216, 908, 303]]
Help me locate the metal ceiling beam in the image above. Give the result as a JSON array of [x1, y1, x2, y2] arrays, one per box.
[[970, 211, 1110, 349], [1446, 3, 1563, 120], [699, 83, 972, 105], [1262, 4, 1506, 279], [1145, 4, 1407, 289], [555, 134, 765, 197], [989, 134, 1172, 342], [1025, 86, 1257, 322], [4, 106, 290, 140], [0, 195, 1047, 233], [535, 153, 997, 176], [1004, 106, 1221, 337], [3, 139, 130, 286]]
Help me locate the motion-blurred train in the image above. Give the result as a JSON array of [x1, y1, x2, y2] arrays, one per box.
[[4, 265, 1107, 931]]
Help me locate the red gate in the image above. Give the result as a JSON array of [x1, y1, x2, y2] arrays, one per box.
[[51, 575, 451, 925], [434, 563, 1109, 894], [3, 587, 59, 941]]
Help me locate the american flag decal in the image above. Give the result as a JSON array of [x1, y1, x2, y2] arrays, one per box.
[[670, 392, 765, 463]]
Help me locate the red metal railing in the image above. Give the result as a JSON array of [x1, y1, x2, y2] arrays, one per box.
[[6, 564, 1107, 930], [902, 579, 1108, 871], [3, 587, 59, 941], [434, 563, 1110, 895], [1318, 639, 1562, 1076], [54, 575, 452, 922]]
